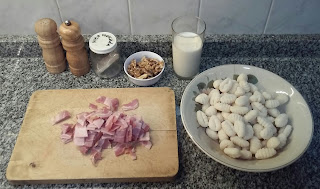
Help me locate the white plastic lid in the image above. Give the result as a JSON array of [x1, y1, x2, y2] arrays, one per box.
[[89, 32, 117, 54]]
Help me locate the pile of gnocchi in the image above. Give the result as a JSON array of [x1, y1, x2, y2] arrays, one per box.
[[195, 73, 293, 160]]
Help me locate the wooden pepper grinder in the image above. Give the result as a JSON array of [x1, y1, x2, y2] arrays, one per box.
[[59, 20, 90, 76], [34, 18, 66, 73]]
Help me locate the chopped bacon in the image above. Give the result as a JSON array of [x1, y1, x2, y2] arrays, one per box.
[[142, 123, 150, 132], [122, 99, 139, 111], [61, 132, 73, 144], [141, 141, 152, 150], [96, 96, 106, 104], [132, 123, 142, 141], [100, 127, 115, 135], [57, 97, 152, 163], [79, 146, 90, 155], [114, 128, 127, 143], [125, 125, 132, 143], [103, 97, 119, 111], [139, 131, 150, 141], [89, 103, 98, 110], [61, 123, 73, 134], [74, 123, 88, 138], [113, 143, 126, 156], [102, 140, 111, 149], [101, 133, 114, 140], [90, 150, 102, 165], [86, 123, 97, 130], [104, 114, 118, 131], [73, 137, 85, 146], [93, 118, 105, 129], [130, 148, 137, 160], [52, 110, 71, 125]]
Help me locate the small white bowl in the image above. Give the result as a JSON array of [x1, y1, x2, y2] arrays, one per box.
[[124, 51, 165, 86]]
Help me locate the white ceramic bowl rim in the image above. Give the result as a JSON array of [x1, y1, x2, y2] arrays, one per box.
[[123, 51, 165, 81], [180, 64, 314, 172]]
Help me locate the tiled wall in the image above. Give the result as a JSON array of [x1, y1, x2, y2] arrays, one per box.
[[1, 0, 320, 35]]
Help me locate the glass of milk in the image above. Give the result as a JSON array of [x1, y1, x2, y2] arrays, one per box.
[[172, 15, 206, 79]]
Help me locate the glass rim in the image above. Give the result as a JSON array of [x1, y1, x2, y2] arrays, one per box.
[[171, 15, 206, 36]]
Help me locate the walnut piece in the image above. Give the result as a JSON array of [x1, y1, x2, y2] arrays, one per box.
[[127, 56, 164, 79]]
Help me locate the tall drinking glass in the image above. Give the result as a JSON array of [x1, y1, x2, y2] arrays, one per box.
[[172, 15, 206, 79]]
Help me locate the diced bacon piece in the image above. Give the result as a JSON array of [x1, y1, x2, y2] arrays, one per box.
[[122, 99, 139, 111], [132, 124, 142, 141], [93, 145, 102, 152], [77, 115, 87, 126], [139, 131, 150, 141], [114, 118, 128, 129], [102, 140, 111, 149], [86, 123, 97, 130], [142, 123, 150, 132], [76, 112, 89, 119], [61, 133, 72, 140], [101, 133, 114, 140], [141, 141, 152, 150], [90, 150, 102, 165], [79, 146, 90, 155], [103, 97, 119, 111], [73, 137, 85, 146], [95, 111, 112, 119], [74, 123, 88, 138], [61, 138, 73, 144], [84, 140, 94, 147], [95, 138, 105, 147], [109, 124, 121, 132], [61, 132, 73, 144], [96, 96, 106, 104], [93, 118, 105, 129], [113, 143, 126, 156], [61, 123, 73, 134], [87, 132, 96, 140], [91, 132, 103, 148], [52, 110, 71, 125], [130, 148, 137, 160], [89, 103, 98, 110], [114, 128, 127, 143], [104, 114, 119, 131], [100, 127, 115, 135], [125, 125, 132, 143], [125, 115, 136, 125]]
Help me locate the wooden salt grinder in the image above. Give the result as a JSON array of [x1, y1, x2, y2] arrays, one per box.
[[34, 18, 66, 73], [58, 20, 90, 76]]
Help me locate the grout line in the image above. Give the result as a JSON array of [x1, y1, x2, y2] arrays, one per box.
[[263, 0, 274, 34], [127, 0, 133, 35], [55, 0, 63, 24], [198, 0, 202, 17]]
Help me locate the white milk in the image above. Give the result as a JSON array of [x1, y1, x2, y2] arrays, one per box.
[[172, 32, 203, 78]]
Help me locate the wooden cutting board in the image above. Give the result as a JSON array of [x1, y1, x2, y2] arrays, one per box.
[[6, 87, 178, 184]]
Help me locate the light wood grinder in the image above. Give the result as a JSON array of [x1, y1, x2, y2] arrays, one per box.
[[35, 18, 66, 74], [59, 20, 90, 76]]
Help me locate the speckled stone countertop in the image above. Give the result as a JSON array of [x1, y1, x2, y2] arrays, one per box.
[[1, 35, 320, 188]]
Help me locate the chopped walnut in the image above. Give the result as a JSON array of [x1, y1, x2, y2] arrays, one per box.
[[127, 56, 164, 79]]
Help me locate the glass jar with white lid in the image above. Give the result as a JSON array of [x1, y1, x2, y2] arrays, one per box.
[[89, 32, 122, 78]]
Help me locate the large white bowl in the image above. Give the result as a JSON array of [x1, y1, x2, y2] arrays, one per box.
[[124, 51, 165, 86], [180, 64, 313, 172]]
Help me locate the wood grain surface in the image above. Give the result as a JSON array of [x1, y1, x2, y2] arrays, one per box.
[[6, 87, 178, 184]]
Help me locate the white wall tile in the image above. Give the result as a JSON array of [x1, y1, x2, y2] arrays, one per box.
[[130, 0, 200, 35], [0, 0, 61, 35], [265, 0, 320, 34], [57, 0, 130, 34], [200, 0, 272, 34]]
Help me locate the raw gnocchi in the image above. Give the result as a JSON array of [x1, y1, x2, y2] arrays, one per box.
[[194, 73, 292, 160]]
